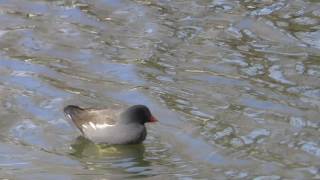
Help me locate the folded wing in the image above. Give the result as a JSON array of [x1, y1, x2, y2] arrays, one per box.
[[64, 105, 120, 133]]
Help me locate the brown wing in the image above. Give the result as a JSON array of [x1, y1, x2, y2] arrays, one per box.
[[64, 105, 123, 133]]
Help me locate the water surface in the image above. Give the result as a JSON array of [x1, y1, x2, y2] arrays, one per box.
[[0, 0, 320, 179]]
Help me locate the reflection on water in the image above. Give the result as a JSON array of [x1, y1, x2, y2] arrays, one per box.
[[70, 136, 153, 178], [0, 0, 319, 179]]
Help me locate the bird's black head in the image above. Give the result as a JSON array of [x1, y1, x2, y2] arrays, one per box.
[[122, 105, 158, 125]]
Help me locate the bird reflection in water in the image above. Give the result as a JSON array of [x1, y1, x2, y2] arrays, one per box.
[[69, 136, 154, 177]]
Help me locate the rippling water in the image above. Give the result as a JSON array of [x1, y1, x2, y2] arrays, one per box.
[[0, 0, 319, 179]]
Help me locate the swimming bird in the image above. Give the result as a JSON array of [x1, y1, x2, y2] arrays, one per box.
[[64, 104, 157, 144]]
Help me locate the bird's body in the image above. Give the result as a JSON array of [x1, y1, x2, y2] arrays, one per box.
[[64, 105, 157, 144]]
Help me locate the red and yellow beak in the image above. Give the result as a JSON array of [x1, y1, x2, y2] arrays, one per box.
[[149, 115, 158, 123]]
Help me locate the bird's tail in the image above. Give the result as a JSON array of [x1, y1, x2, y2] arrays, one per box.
[[64, 105, 84, 118], [64, 105, 85, 132]]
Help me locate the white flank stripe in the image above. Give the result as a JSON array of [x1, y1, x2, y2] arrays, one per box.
[[89, 122, 96, 130], [95, 123, 115, 129], [82, 122, 114, 130]]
